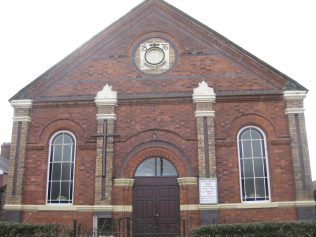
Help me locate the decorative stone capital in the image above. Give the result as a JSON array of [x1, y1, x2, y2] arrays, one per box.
[[284, 91, 307, 101], [10, 99, 32, 109], [195, 111, 215, 118], [177, 177, 198, 186], [285, 108, 305, 115], [96, 114, 116, 120], [95, 84, 117, 106], [114, 178, 135, 187], [193, 81, 216, 103], [13, 116, 32, 122]]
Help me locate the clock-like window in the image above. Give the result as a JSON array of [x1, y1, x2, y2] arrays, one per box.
[[145, 47, 165, 65], [134, 38, 176, 75]]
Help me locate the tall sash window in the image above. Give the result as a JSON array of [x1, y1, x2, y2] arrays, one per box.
[[47, 131, 75, 204], [238, 127, 270, 202]]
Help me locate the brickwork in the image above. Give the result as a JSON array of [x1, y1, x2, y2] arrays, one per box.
[[22, 211, 93, 229], [178, 178, 199, 206], [218, 207, 297, 223]]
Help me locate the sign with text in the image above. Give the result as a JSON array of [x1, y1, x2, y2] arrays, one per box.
[[199, 178, 218, 204]]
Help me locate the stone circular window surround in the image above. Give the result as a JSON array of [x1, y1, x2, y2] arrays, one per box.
[[134, 37, 176, 75]]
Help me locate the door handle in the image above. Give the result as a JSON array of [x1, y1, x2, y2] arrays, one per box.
[[153, 213, 159, 217]]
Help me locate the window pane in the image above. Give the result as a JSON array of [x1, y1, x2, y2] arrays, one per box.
[[252, 140, 262, 157], [241, 130, 251, 140], [61, 163, 71, 180], [240, 159, 244, 178], [60, 182, 70, 200], [52, 163, 61, 181], [255, 178, 266, 198], [53, 145, 62, 161], [244, 178, 255, 200], [135, 157, 177, 177], [63, 145, 72, 162], [156, 158, 161, 176], [254, 158, 264, 177], [162, 159, 177, 176], [69, 181, 73, 200], [50, 182, 60, 201], [243, 159, 253, 177], [251, 129, 262, 140], [53, 135, 63, 144], [135, 158, 156, 176], [241, 179, 246, 200], [98, 218, 112, 233], [63, 134, 73, 144], [242, 141, 252, 158]]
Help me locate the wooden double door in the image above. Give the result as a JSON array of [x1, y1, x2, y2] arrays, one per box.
[[132, 177, 180, 237]]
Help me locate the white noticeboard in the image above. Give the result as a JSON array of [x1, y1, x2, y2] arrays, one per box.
[[199, 178, 218, 204]]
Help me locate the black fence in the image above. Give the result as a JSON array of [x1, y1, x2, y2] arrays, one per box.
[[68, 217, 193, 237]]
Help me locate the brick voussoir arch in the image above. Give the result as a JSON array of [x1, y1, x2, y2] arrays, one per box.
[[227, 113, 279, 140], [120, 141, 191, 178], [38, 118, 87, 146]]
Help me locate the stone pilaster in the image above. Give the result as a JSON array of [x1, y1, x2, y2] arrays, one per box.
[[95, 85, 117, 205], [193, 81, 216, 178], [284, 91, 313, 201], [4, 99, 32, 221]]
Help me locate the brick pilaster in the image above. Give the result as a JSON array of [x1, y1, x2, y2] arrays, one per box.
[[113, 178, 134, 215], [193, 81, 216, 178], [4, 100, 32, 221], [284, 91, 313, 201], [95, 85, 117, 205]]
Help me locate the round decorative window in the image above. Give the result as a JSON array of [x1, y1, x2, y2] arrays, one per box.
[[145, 47, 165, 65], [134, 38, 176, 75]]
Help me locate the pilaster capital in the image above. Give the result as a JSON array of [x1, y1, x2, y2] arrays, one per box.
[[96, 114, 116, 120], [13, 116, 31, 122], [95, 84, 117, 106], [193, 81, 216, 103], [177, 177, 198, 186], [285, 108, 305, 115], [284, 90, 307, 101], [114, 178, 135, 187], [10, 99, 32, 109], [195, 111, 215, 118]]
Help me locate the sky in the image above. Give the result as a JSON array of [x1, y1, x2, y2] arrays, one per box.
[[0, 0, 315, 179]]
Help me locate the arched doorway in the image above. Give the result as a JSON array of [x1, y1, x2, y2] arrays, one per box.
[[133, 157, 180, 237]]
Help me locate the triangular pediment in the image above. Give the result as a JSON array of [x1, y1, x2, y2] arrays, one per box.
[[11, 0, 306, 101]]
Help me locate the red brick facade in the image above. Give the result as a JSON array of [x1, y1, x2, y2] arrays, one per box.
[[4, 0, 315, 233]]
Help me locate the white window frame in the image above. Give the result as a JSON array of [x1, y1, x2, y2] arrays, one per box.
[[237, 126, 271, 203], [46, 130, 76, 205]]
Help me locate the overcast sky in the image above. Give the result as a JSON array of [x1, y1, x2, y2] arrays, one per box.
[[0, 0, 315, 179]]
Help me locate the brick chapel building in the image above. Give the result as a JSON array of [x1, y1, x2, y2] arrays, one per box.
[[4, 0, 315, 235]]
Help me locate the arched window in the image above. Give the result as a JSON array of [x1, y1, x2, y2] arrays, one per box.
[[47, 131, 76, 204], [135, 157, 178, 177], [238, 126, 270, 202]]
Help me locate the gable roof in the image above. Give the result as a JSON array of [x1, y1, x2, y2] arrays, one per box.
[[10, 0, 307, 101]]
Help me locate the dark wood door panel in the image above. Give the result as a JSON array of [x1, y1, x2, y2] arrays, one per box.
[[133, 177, 180, 237]]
